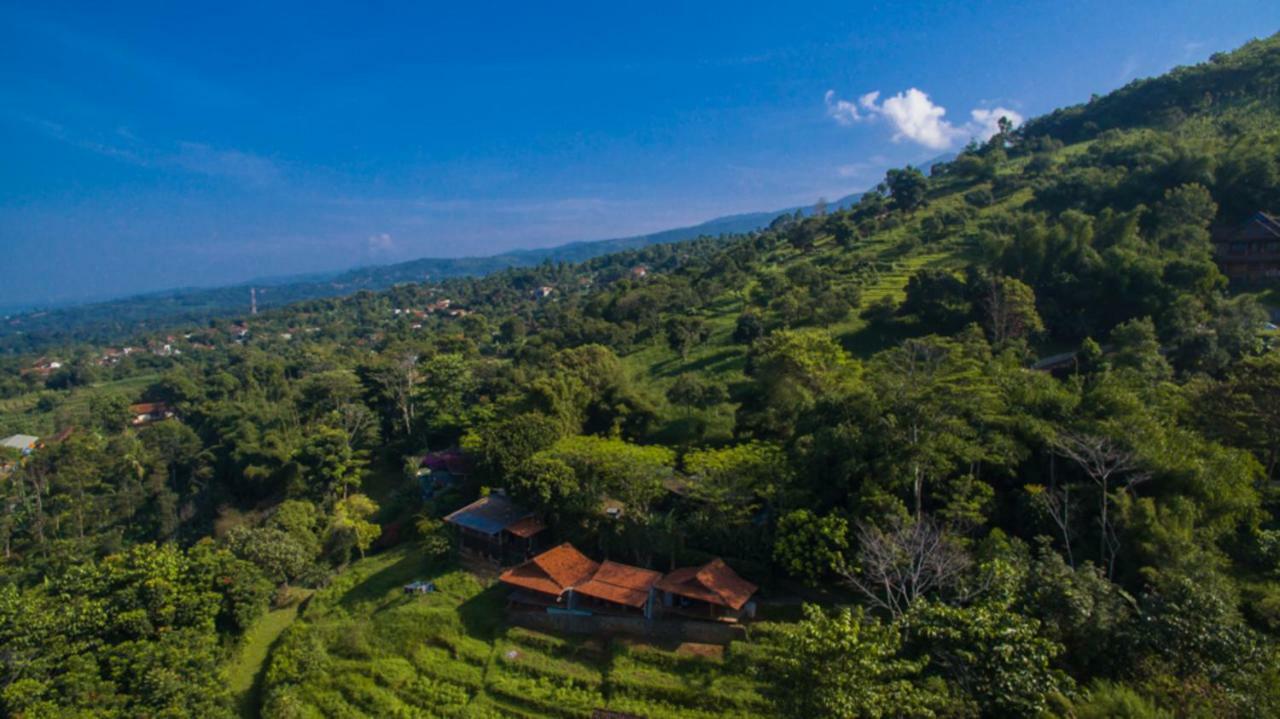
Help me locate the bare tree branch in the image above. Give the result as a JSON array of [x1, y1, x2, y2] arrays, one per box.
[[1050, 430, 1149, 578], [840, 515, 971, 619]]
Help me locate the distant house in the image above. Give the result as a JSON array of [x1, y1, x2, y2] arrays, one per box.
[[655, 558, 758, 622], [129, 402, 175, 426], [1, 434, 40, 455], [22, 358, 62, 377], [629, 265, 648, 280], [499, 542, 600, 609], [1, 434, 39, 473], [443, 492, 548, 564], [533, 285, 556, 299], [1213, 211, 1280, 282]]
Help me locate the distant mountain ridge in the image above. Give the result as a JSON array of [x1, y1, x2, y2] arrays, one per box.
[[0, 153, 955, 351], [0, 190, 872, 349]]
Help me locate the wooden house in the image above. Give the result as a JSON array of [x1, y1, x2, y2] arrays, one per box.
[[129, 402, 176, 426], [443, 493, 548, 565], [499, 543, 599, 609], [655, 558, 758, 622], [1213, 211, 1280, 282]]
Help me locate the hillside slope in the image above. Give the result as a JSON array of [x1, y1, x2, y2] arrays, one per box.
[[0, 189, 886, 352]]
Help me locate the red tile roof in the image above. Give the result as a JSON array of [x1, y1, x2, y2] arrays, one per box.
[[129, 402, 170, 415], [654, 558, 757, 610], [499, 543, 599, 598], [575, 560, 662, 608]]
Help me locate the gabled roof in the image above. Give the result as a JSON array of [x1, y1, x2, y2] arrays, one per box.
[[655, 558, 757, 610], [129, 402, 170, 414], [575, 560, 662, 608], [1216, 211, 1280, 242], [499, 543, 599, 597], [1, 434, 39, 450], [1253, 211, 1280, 235], [443, 493, 533, 536]]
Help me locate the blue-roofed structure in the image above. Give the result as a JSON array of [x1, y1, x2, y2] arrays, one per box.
[[443, 492, 548, 565]]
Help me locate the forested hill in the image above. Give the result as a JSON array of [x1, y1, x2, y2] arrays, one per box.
[[3, 32, 1280, 719], [0, 185, 890, 353], [1025, 33, 1280, 143]]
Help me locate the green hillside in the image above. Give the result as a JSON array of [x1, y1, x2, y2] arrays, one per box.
[[3, 32, 1280, 719]]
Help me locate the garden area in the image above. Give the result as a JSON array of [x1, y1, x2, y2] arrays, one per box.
[[257, 546, 775, 718]]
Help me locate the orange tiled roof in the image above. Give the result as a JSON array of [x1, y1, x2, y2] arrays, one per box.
[[655, 558, 757, 610], [575, 560, 662, 608], [499, 543, 599, 598], [129, 402, 169, 414]]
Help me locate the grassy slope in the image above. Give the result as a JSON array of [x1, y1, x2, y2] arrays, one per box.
[[259, 546, 775, 718], [0, 373, 158, 437], [229, 601, 309, 718], [621, 172, 1036, 438]]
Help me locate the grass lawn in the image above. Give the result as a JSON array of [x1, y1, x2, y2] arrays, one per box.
[[229, 598, 310, 719], [258, 545, 775, 718]]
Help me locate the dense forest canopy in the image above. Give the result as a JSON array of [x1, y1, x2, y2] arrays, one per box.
[[3, 32, 1280, 719]]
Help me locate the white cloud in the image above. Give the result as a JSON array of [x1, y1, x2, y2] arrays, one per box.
[[875, 88, 957, 150], [367, 233, 395, 253], [825, 87, 1023, 150], [824, 89, 862, 124], [968, 107, 1025, 141]]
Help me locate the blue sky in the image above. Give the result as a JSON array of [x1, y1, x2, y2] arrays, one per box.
[[2, 1, 1278, 308]]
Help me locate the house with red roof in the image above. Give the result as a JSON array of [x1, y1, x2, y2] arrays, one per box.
[[655, 558, 758, 622], [574, 560, 663, 618], [499, 543, 600, 609], [496, 543, 757, 623], [129, 402, 175, 426]]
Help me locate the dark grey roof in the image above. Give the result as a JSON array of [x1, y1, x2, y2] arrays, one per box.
[[443, 493, 533, 535]]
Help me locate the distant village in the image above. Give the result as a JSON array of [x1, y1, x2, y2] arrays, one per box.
[[0, 401, 175, 475]]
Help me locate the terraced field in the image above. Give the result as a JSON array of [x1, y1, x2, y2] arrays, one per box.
[[259, 546, 775, 718], [0, 372, 159, 436]]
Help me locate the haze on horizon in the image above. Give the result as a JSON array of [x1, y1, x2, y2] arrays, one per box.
[[2, 0, 1277, 309]]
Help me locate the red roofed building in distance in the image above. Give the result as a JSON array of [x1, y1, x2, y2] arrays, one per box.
[[129, 402, 176, 426]]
